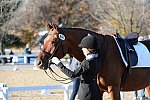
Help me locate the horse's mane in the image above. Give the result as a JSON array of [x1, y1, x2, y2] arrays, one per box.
[[63, 27, 95, 31], [59, 27, 102, 39]]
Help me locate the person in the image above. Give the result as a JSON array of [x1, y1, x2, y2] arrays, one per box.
[[51, 35, 101, 100], [134, 89, 146, 100], [25, 44, 31, 63], [69, 57, 80, 100], [9, 50, 14, 63]]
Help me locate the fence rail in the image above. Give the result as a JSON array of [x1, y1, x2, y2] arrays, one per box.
[[0, 83, 73, 100], [0, 54, 38, 64]]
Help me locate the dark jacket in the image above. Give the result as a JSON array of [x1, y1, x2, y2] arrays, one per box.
[[57, 54, 101, 100]]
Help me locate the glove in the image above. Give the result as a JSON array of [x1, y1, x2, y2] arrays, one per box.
[[51, 57, 61, 65]]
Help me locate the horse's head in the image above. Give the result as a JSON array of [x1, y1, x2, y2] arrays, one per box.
[[35, 21, 67, 70]]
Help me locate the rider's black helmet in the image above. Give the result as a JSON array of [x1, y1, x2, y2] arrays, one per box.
[[78, 35, 98, 49]]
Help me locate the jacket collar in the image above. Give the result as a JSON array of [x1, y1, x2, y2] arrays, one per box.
[[86, 53, 98, 60]]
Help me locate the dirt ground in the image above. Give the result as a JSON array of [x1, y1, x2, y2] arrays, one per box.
[[0, 67, 149, 100]]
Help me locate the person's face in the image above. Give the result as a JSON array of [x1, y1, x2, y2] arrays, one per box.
[[82, 48, 90, 57]]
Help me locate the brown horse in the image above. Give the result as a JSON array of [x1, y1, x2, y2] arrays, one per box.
[[35, 22, 150, 100]]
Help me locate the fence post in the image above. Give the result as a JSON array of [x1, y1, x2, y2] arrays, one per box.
[[0, 83, 8, 100], [64, 84, 69, 100], [24, 55, 27, 64], [12, 56, 19, 70], [41, 89, 50, 95]]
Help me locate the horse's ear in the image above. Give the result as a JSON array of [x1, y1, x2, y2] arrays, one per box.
[[52, 22, 58, 30], [43, 19, 53, 30]]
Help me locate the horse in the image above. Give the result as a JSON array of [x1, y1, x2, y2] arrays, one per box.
[[35, 22, 150, 100]]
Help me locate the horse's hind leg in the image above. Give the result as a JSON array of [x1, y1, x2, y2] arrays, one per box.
[[146, 86, 150, 97]]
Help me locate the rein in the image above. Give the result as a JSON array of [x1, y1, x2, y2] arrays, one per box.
[[41, 38, 73, 84], [41, 39, 63, 59]]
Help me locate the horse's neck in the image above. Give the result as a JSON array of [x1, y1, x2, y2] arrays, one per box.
[[60, 28, 107, 62], [60, 28, 90, 61]]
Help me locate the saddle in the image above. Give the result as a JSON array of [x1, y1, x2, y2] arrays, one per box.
[[116, 32, 139, 66], [116, 32, 140, 89]]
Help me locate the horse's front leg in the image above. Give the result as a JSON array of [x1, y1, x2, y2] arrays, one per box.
[[108, 86, 121, 100]]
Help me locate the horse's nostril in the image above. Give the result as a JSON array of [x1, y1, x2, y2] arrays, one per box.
[[38, 60, 43, 66]]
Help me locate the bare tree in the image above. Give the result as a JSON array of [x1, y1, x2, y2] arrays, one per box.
[[88, 0, 150, 35], [6, 0, 50, 31], [6, 0, 102, 34], [39, 0, 91, 28], [0, 0, 22, 63], [0, 0, 22, 31], [2, 0, 149, 46]]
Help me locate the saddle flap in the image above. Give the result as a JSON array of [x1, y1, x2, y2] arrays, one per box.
[[116, 33, 138, 66]]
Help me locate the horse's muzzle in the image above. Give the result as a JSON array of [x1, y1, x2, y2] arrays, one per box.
[[35, 60, 45, 70]]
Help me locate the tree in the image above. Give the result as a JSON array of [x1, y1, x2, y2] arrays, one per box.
[[4, 0, 100, 35], [39, 0, 91, 28], [1, 0, 149, 56], [0, 0, 22, 63], [6, 0, 93, 46], [88, 0, 150, 35], [3, 33, 25, 48]]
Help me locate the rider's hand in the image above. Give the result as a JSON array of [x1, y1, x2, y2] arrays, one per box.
[[51, 57, 61, 65]]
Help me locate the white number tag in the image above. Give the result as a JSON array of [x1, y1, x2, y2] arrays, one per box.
[[59, 34, 65, 40]]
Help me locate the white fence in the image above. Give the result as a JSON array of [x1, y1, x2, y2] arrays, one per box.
[[0, 54, 38, 64], [0, 83, 125, 100], [0, 83, 73, 100], [0, 55, 125, 100]]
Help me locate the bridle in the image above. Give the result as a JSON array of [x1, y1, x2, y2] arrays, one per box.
[[40, 34, 73, 84], [41, 39, 65, 61]]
